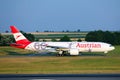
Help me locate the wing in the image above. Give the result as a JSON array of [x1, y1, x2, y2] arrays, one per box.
[[46, 45, 69, 51]]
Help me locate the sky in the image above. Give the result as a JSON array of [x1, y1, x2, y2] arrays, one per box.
[[0, 0, 120, 32]]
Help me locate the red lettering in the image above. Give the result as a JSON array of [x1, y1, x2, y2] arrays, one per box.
[[76, 43, 101, 48]]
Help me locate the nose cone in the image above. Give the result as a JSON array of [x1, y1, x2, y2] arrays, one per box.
[[110, 46, 115, 50]]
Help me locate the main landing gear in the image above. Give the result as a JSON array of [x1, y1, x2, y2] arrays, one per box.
[[57, 51, 67, 56]]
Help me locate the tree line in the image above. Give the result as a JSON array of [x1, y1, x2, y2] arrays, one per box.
[[0, 30, 120, 46], [0, 34, 14, 46], [0, 31, 35, 46], [85, 30, 120, 45]]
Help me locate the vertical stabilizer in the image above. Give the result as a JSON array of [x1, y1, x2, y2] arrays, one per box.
[[10, 26, 31, 47]]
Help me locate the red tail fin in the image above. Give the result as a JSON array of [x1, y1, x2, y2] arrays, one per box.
[[10, 26, 19, 33], [10, 26, 31, 49]]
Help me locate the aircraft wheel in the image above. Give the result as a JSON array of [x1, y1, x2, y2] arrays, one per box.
[[56, 54, 63, 56]]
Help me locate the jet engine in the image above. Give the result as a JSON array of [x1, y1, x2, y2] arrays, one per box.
[[69, 48, 79, 55]]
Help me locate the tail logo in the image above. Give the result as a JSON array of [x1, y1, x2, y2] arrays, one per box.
[[16, 35, 21, 39]]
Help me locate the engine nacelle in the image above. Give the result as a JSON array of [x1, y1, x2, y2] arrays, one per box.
[[69, 48, 79, 55]]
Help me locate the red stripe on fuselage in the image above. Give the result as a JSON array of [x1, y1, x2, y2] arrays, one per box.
[[16, 39, 31, 49], [11, 41, 31, 49]]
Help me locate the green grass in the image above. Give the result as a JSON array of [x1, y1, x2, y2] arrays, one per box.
[[0, 46, 34, 56], [0, 57, 120, 74], [0, 46, 120, 74], [107, 46, 120, 56]]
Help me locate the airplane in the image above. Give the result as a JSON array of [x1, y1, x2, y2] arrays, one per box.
[[10, 26, 115, 56]]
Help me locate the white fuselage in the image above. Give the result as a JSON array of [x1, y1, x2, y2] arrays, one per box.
[[10, 26, 115, 56], [25, 42, 115, 53]]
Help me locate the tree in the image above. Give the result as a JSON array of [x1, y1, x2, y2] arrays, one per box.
[[60, 35, 71, 41], [86, 30, 105, 42], [77, 38, 82, 42], [114, 32, 120, 45], [0, 33, 1, 41], [102, 31, 115, 44], [51, 38, 57, 42], [36, 30, 39, 32], [85, 30, 120, 45], [0, 33, 2, 45], [20, 31, 35, 41], [85, 31, 97, 41], [77, 29, 80, 32], [0, 31, 35, 46], [5, 30, 9, 33], [0, 35, 14, 46], [62, 30, 65, 32], [66, 30, 69, 32]]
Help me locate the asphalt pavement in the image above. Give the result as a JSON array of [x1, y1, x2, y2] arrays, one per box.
[[0, 74, 120, 80]]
